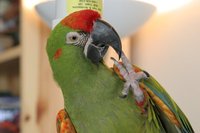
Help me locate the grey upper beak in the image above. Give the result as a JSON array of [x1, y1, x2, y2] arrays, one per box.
[[85, 19, 122, 64]]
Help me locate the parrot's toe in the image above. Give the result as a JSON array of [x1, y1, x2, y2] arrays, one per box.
[[111, 52, 146, 105]]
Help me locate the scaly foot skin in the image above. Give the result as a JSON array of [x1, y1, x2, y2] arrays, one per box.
[[111, 52, 149, 104]]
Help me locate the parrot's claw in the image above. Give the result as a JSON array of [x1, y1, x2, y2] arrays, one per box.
[[111, 52, 149, 104], [119, 94, 128, 99], [143, 70, 150, 78]]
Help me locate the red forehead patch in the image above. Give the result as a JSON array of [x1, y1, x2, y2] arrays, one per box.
[[61, 9, 101, 33]]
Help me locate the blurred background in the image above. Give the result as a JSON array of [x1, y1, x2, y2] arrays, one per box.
[[0, 0, 199, 133], [0, 0, 20, 133]]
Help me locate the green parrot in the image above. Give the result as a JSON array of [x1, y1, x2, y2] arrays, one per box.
[[46, 9, 194, 133]]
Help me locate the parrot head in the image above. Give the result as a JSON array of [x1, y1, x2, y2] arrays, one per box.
[[47, 9, 122, 65]]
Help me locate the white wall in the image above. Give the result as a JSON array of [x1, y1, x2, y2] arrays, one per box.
[[133, 1, 200, 132]]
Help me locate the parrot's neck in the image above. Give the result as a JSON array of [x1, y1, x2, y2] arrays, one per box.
[[51, 46, 123, 114], [50, 47, 147, 132]]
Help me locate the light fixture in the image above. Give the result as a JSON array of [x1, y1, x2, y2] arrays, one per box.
[[140, 0, 192, 13], [24, 0, 41, 10], [35, 0, 156, 37], [35, 0, 56, 27]]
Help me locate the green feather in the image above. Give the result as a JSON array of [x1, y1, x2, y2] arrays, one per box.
[[142, 75, 194, 133], [47, 23, 165, 133], [47, 23, 193, 133]]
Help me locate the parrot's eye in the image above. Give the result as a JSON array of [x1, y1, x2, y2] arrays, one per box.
[[66, 32, 89, 47], [71, 36, 77, 41], [66, 32, 80, 43]]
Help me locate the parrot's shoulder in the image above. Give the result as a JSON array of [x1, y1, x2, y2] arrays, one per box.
[[56, 109, 76, 133]]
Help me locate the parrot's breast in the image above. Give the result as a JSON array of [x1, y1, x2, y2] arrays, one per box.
[[51, 46, 150, 132]]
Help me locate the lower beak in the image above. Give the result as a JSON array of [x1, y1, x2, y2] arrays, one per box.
[[85, 19, 122, 64]]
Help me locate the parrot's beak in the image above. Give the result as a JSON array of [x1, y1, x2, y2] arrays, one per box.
[[84, 19, 122, 64]]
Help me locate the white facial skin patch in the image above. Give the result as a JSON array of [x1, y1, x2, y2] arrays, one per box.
[[84, 36, 93, 57]]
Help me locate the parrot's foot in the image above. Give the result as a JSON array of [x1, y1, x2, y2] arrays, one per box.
[[57, 109, 76, 133], [111, 52, 149, 105]]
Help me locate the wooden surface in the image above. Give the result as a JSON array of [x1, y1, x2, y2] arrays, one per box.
[[37, 21, 64, 133], [0, 59, 20, 95], [20, 2, 41, 132], [0, 46, 21, 64], [20, 0, 64, 132]]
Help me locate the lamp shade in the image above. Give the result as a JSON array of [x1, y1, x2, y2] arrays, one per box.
[[35, 0, 156, 37]]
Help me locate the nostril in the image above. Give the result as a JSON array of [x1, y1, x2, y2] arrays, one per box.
[[54, 48, 62, 59]]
